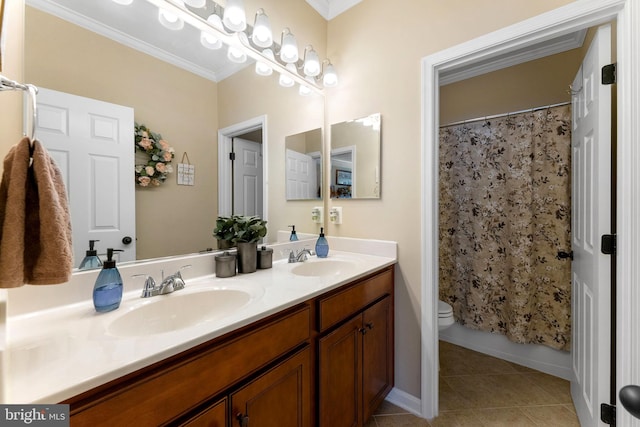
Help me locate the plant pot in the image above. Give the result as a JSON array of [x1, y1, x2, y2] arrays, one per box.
[[217, 239, 235, 250], [237, 242, 257, 274]]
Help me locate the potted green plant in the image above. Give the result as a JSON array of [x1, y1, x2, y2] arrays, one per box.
[[213, 216, 237, 250], [232, 215, 267, 273]]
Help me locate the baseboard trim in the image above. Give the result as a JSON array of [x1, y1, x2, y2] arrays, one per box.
[[385, 387, 423, 418]]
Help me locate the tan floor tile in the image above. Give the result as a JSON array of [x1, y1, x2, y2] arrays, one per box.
[[520, 404, 581, 426], [439, 342, 518, 376], [496, 373, 559, 406], [430, 410, 484, 427], [474, 407, 538, 427], [525, 372, 572, 404], [365, 416, 379, 427], [439, 378, 473, 411], [374, 414, 430, 427]]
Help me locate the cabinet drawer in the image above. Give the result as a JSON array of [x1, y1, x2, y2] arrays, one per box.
[[69, 305, 311, 426], [318, 267, 393, 332]]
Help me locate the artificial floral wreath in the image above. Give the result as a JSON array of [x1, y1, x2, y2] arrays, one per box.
[[134, 123, 175, 187]]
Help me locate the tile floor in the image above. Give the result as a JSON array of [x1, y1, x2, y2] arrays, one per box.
[[366, 341, 580, 427]]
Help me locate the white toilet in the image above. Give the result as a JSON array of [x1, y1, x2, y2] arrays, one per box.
[[438, 300, 454, 330]]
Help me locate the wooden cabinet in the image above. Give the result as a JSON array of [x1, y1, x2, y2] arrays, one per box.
[[231, 346, 312, 427], [63, 265, 394, 427], [318, 268, 394, 427]]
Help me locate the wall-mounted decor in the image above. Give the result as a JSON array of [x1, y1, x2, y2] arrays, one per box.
[[336, 169, 352, 186]]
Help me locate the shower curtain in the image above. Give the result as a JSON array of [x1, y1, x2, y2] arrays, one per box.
[[439, 104, 572, 351]]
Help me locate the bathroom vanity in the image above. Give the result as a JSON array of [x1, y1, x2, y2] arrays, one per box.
[[5, 240, 396, 427]]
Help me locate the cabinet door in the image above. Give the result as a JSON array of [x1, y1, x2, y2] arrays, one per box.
[[231, 347, 311, 427], [318, 316, 363, 427], [362, 297, 394, 421], [182, 398, 227, 427]]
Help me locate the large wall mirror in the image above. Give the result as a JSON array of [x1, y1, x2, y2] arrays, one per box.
[[285, 128, 322, 200], [24, 0, 325, 266], [330, 113, 381, 199]]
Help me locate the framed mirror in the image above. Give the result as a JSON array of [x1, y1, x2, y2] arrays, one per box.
[[285, 128, 322, 200], [330, 113, 381, 199]]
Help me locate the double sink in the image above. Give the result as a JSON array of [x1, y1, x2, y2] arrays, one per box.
[[107, 257, 356, 338]]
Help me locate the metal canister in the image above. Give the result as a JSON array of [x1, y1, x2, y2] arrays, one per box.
[[215, 251, 236, 277], [257, 246, 273, 269]]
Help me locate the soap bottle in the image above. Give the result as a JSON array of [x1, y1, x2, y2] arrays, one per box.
[[289, 225, 299, 241], [79, 240, 102, 270], [93, 248, 124, 313], [315, 227, 329, 258]]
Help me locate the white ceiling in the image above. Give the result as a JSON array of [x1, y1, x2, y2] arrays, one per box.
[[305, 0, 362, 20]]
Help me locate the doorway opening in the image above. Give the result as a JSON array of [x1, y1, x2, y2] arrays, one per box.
[[420, 1, 631, 422], [218, 115, 268, 220]]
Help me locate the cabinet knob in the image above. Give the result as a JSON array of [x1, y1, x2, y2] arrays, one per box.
[[236, 412, 249, 427], [359, 327, 367, 335], [366, 322, 374, 330]]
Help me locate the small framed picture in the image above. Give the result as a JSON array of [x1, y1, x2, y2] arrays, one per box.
[[336, 169, 352, 186]]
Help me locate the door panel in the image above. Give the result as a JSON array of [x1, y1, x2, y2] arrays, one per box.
[[233, 138, 263, 217], [570, 24, 612, 427]]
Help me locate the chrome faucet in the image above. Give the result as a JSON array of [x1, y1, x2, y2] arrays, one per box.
[[135, 265, 191, 298], [289, 248, 314, 263]]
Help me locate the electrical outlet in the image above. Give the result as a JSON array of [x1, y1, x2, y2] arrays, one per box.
[[312, 207, 324, 224], [329, 207, 342, 225]]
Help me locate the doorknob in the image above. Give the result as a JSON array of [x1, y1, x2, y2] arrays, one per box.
[[620, 385, 640, 419], [122, 236, 133, 245]]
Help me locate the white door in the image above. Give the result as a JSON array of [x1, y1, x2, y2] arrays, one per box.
[[233, 138, 263, 217], [35, 88, 136, 265], [285, 148, 317, 199], [570, 24, 612, 427]]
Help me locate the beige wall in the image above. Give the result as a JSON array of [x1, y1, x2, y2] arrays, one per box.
[[0, 0, 25, 404], [25, 7, 219, 259], [325, 0, 576, 398]]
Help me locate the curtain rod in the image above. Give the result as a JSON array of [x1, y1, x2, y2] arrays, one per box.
[[440, 101, 571, 128]]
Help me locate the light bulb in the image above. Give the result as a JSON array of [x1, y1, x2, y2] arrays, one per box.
[[201, 14, 223, 49], [303, 47, 320, 77], [112, 0, 133, 5], [280, 28, 299, 64], [255, 49, 275, 76], [227, 46, 247, 63], [323, 62, 338, 87], [252, 9, 273, 48], [223, 0, 247, 32], [183, 0, 205, 7], [279, 63, 297, 88], [158, 1, 184, 31], [299, 77, 315, 96]]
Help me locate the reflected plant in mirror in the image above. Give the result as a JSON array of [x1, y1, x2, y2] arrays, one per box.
[[285, 128, 322, 200], [330, 113, 381, 199]]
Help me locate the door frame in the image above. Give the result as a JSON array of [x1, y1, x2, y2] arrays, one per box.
[[218, 115, 268, 220], [420, 0, 640, 423]]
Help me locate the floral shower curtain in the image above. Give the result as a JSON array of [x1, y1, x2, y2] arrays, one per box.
[[439, 104, 572, 351]]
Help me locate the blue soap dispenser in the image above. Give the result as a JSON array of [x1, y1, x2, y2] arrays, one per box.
[[79, 240, 102, 270], [315, 227, 329, 258], [289, 225, 299, 241], [93, 248, 124, 313]]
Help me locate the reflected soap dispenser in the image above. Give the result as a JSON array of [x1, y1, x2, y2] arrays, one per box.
[[79, 240, 102, 270], [315, 227, 329, 258], [93, 248, 124, 313], [289, 225, 299, 241]]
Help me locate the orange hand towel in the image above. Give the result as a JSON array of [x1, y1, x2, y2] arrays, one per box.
[[0, 137, 73, 287]]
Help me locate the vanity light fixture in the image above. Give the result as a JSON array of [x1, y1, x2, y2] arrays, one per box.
[[112, 0, 134, 5], [251, 9, 273, 48], [183, 0, 206, 7], [201, 12, 224, 49], [279, 28, 299, 64], [223, 0, 247, 32], [147, 0, 339, 95], [158, 0, 185, 30], [255, 48, 275, 76]]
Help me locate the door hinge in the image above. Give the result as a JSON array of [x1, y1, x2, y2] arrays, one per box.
[[229, 152, 236, 161], [601, 403, 616, 425], [601, 234, 616, 255], [602, 63, 617, 85]]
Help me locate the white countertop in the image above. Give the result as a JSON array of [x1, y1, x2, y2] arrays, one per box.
[[5, 248, 396, 404]]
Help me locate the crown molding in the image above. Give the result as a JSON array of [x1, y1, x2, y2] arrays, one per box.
[[305, 0, 362, 20]]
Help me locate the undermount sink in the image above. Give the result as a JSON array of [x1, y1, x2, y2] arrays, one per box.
[[107, 288, 254, 337], [290, 259, 356, 277]]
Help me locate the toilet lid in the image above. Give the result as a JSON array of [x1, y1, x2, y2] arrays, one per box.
[[438, 300, 453, 316]]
